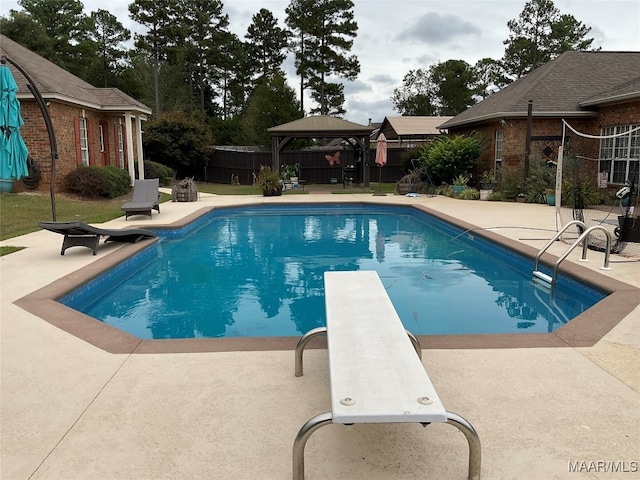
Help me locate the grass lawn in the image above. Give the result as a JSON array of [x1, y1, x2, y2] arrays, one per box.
[[0, 181, 400, 247]]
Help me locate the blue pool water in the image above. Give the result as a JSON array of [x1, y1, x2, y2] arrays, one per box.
[[61, 204, 606, 339]]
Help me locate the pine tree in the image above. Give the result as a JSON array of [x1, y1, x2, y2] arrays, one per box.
[[245, 8, 289, 81], [17, 0, 93, 78], [502, 0, 595, 81], [88, 9, 131, 87], [286, 0, 359, 116]]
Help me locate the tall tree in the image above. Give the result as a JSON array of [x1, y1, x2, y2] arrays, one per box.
[[0, 10, 55, 60], [129, 0, 174, 115], [286, 0, 359, 116], [473, 57, 506, 99], [245, 8, 289, 81], [88, 9, 131, 87], [173, 0, 232, 114], [430, 60, 480, 116], [502, 0, 594, 81], [243, 73, 301, 147], [17, 0, 93, 77], [391, 69, 436, 116]]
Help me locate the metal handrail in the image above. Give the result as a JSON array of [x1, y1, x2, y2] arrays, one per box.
[[533, 220, 586, 273], [550, 225, 612, 284], [534, 222, 612, 286]]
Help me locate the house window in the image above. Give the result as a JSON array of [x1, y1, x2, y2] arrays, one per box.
[[117, 124, 125, 169], [79, 117, 89, 166], [495, 130, 503, 171], [599, 124, 640, 184], [99, 124, 105, 152]]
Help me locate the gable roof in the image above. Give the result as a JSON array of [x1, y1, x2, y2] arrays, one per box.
[[440, 51, 640, 129], [0, 34, 151, 115], [268, 115, 372, 137], [379, 116, 454, 140]]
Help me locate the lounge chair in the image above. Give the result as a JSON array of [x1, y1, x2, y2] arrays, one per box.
[[38, 221, 157, 255], [121, 179, 161, 220]]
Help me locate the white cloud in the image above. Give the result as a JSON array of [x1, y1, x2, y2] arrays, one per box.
[[2, 0, 638, 125], [396, 12, 482, 45]]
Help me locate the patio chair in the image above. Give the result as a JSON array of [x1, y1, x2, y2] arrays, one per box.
[[38, 221, 157, 255], [121, 179, 161, 220]]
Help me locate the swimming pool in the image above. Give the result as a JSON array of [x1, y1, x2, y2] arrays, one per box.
[[60, 204, 606, 340]]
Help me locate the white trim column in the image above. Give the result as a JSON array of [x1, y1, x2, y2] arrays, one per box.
[[124, 111, 135, 185], [135, 114, 145, 180]]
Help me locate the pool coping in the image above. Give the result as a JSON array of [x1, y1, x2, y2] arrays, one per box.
[[14, 201, 640, 354]]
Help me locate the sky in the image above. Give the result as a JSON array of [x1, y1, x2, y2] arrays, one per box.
[[2, 0, 639, 125]]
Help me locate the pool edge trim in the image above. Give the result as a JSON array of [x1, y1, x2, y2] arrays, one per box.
[[14, 202, 640, 354]]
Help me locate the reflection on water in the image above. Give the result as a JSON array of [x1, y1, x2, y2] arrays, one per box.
[[67, 208, 604, 339]]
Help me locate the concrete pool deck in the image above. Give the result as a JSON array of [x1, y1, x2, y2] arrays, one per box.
[[1, 191, 639, 479]]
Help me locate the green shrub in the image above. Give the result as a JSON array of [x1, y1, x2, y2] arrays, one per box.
[[142, 160, 173, 186], [524, 159, 556, 203], [487, 191, 507, 201], [421, 133, 482, 185], [64, 166, 131, 198], [457, 188, 480, 200], [64, 166, 107, 198], [100, 166, 131, 198]]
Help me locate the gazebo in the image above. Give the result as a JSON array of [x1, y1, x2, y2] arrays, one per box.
[[268, 115, 374, 187]]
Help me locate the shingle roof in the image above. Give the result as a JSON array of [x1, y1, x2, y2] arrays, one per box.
[[268, 115, 372, 136], [379, 116, 454, 139], [580, 76, 640, 107], [440, 51, 640, 129], [0, 35, 151, 115]]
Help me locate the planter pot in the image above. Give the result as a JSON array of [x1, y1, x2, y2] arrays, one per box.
[[396, 183, 417, 195], [262, 186, 282, 197], [0, 179, 14, 193], [453, 185, 465, 195], [545, 193, 556, 206], [479, 189, 492, 200]]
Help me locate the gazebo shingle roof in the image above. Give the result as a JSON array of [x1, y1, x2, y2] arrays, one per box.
[[268, 115, 372, 137]]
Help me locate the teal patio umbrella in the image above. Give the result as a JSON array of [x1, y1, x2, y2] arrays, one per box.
[[0, 64, 29, 180]]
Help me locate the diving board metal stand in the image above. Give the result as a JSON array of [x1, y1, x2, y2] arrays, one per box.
[[293, 271, 481, 480], [533, 220, 612, 288]]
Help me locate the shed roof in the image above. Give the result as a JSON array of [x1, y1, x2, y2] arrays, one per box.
[[0, 34, 151, 115], [378, 116, 454, 139], [440, 51, 640, 129], [268, 115, 372, 137]]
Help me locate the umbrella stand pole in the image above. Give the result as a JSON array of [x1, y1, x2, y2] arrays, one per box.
[[373, 165, 386, 196]]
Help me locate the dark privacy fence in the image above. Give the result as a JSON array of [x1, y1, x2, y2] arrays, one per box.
[[202, 148, 408, 185]]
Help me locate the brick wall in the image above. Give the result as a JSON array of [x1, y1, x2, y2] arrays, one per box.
[[14, 100, 140, 193], [450, 101, 639, 188]]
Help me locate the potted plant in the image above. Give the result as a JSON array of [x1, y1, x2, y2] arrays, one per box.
[[524, 160, 557, 204], [257, 165, 282, 196], [479, 170, 494, 200], [452, 174, 469, 195]]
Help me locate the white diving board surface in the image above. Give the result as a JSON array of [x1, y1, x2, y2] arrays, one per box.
[[293, 270, 481, 480], [324, 270, 447, 424]]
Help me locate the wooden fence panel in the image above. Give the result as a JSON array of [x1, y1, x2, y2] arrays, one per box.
[[205, 148, 411, 185]]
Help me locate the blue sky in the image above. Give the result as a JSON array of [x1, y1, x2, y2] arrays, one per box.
[[2, 0, 639, 124]]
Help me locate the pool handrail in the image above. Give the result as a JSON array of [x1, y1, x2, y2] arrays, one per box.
[[534, 221, 612, 286]]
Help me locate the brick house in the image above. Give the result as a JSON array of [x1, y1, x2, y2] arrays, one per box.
[[0, 35, 152, 193], [439, 51, 640, 190]]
